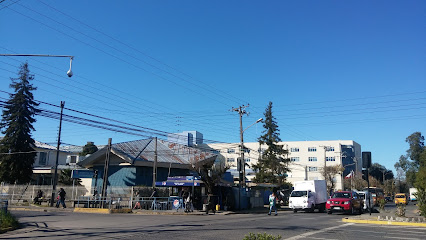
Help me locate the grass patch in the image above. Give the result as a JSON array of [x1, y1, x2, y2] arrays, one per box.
[[0, 211, 19, 232]]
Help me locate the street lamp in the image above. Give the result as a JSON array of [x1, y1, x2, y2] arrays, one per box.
[[0, 54, 74, 77], [240, 118, 263, 187], [1, 53, 74, 206]]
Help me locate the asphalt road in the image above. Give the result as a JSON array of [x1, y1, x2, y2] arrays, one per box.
[[4, 204, 425, 240]]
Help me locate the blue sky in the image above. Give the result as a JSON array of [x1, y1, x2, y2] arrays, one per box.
[[1, 0, 425, 173]]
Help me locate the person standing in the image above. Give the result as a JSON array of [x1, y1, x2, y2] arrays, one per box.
[[268, 192, 277, 216], [56, 188, 67, 208]]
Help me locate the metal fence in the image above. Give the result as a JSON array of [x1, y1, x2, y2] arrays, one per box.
[[0, 184, 179, 210]]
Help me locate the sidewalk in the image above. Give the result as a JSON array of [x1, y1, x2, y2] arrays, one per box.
[[8, 203, 291, 215]]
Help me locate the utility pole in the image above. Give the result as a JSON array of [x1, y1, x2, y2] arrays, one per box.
[[101, 138, 112, 207], [50, 101, 65, 207], [232, 104, 249, 187], [152, 137, 158, 188]]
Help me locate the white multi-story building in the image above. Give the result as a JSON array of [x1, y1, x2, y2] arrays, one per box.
[[205, 140, 361, 191]]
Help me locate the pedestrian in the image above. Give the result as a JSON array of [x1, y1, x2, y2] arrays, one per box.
[[56, 188, 67, 208], [150, 188, 158, 210], [34, 190, 43, 205], [268, 192, 277, 216]]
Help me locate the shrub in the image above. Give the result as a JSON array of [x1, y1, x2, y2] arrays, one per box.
[[378, 199, 386, 211], [415, 189, 426, 217], [243, 233, 281, 240], [0, 211, 19, 230], [395, 204, 406, 217]]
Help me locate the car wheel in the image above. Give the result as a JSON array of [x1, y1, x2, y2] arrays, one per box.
[[309, 205, 315, 213], [293, 209, 297, 213], [327, 210, 332, 214], [319, 204, 325, 213], [350, 206, 354, 215]]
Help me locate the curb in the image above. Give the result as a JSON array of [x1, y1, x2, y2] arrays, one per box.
[[342, 218, 426, 227]]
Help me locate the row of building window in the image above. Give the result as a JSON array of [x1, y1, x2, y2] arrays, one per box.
[[215, 146, 336, 154], [290, 147, 335, 152], [290, 156, 335, 162], [213, 149, 253, 154], [226, 158, 251, 163]]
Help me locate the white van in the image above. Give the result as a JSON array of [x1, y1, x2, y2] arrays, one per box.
[[357, 191, 373, 212]]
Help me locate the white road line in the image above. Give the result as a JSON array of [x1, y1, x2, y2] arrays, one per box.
[[286, 223, 354, 240], [305, 237, 339, 240], [384, 236, 420, 240]]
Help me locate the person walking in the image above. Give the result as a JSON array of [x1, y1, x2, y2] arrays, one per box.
[[56, 188, 67, 208], [268, 192, 277, 216]]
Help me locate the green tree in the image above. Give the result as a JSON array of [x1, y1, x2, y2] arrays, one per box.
[[368, 163, 393, 183], [0, 63, 40, 183], [58, 169, 81, 185], [80, 141, 98, 156], [253, 102, 290, 186], [321, 165, 344, 194]]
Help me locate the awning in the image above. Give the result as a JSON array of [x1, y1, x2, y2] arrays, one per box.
[[155, 180, 203, 187], [155, 176, 204, 187]]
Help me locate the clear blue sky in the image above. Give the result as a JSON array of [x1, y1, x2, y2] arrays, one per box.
[[1, 1, 425, 173]]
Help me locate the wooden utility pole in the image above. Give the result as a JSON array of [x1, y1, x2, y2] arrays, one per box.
[[101, 138, 112, 207], [152, 137, 157, 188], [232, 105, 249, 187], [50, 101, 65, 207]]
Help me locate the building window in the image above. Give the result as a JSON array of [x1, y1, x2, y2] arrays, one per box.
[[308, 167, 317, 172], [70, 156, 77, 164], [227, 158, 235, 163], [243, 149, 250, 153], [290, 148, 299, 152], [290, 157, 300, 162], [227, 149, 235, 154], [39, 152, 47, 165], [326, 157, 335, 161], [308, 147, 317, 152], [308, 157, 317, 162], [245, 158, 250, 162], [326, 147, 335, 152], [212, 150, 220, 154], [258, 148, 266, 153]]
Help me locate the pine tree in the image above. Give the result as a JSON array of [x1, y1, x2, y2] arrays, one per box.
[[0, 63, 40, 183], [253, 101, 290, 186]]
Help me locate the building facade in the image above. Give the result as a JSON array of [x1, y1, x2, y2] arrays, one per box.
[[205, 140, 361, 191]]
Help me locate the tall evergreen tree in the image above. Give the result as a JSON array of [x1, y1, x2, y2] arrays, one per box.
[[0, 63, 40, 183], [253, 101, 290, 186]]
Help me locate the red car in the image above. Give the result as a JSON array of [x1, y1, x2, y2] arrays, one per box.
[[326, 191, 363, 215]]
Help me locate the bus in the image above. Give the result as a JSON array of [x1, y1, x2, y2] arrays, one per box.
[[362, 187, 384, 206]]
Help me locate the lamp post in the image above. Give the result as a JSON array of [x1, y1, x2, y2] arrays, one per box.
[[0, 54, 74, 77]]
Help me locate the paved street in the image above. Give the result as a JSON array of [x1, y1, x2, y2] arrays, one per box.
[[3, 205, 425, 240]]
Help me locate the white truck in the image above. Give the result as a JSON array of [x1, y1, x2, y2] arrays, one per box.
[[410, 188, 418, 201], [289, 180, 328, 213]]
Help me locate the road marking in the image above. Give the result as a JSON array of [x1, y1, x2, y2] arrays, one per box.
[[305, 237, 339, 240], [383, 236, 420, 240], [286, 223, 354, 240]]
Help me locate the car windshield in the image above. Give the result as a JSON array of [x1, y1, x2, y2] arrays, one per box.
[[291, 191, 307, 197], [358, 193, 365, 200], [332, 192, 351, 199], [396, 195, 405, 198]]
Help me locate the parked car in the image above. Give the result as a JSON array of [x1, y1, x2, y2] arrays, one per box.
[[384, 195, 393, 202], [394, 193, 408, 205], [326, 191, 363, 215]]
